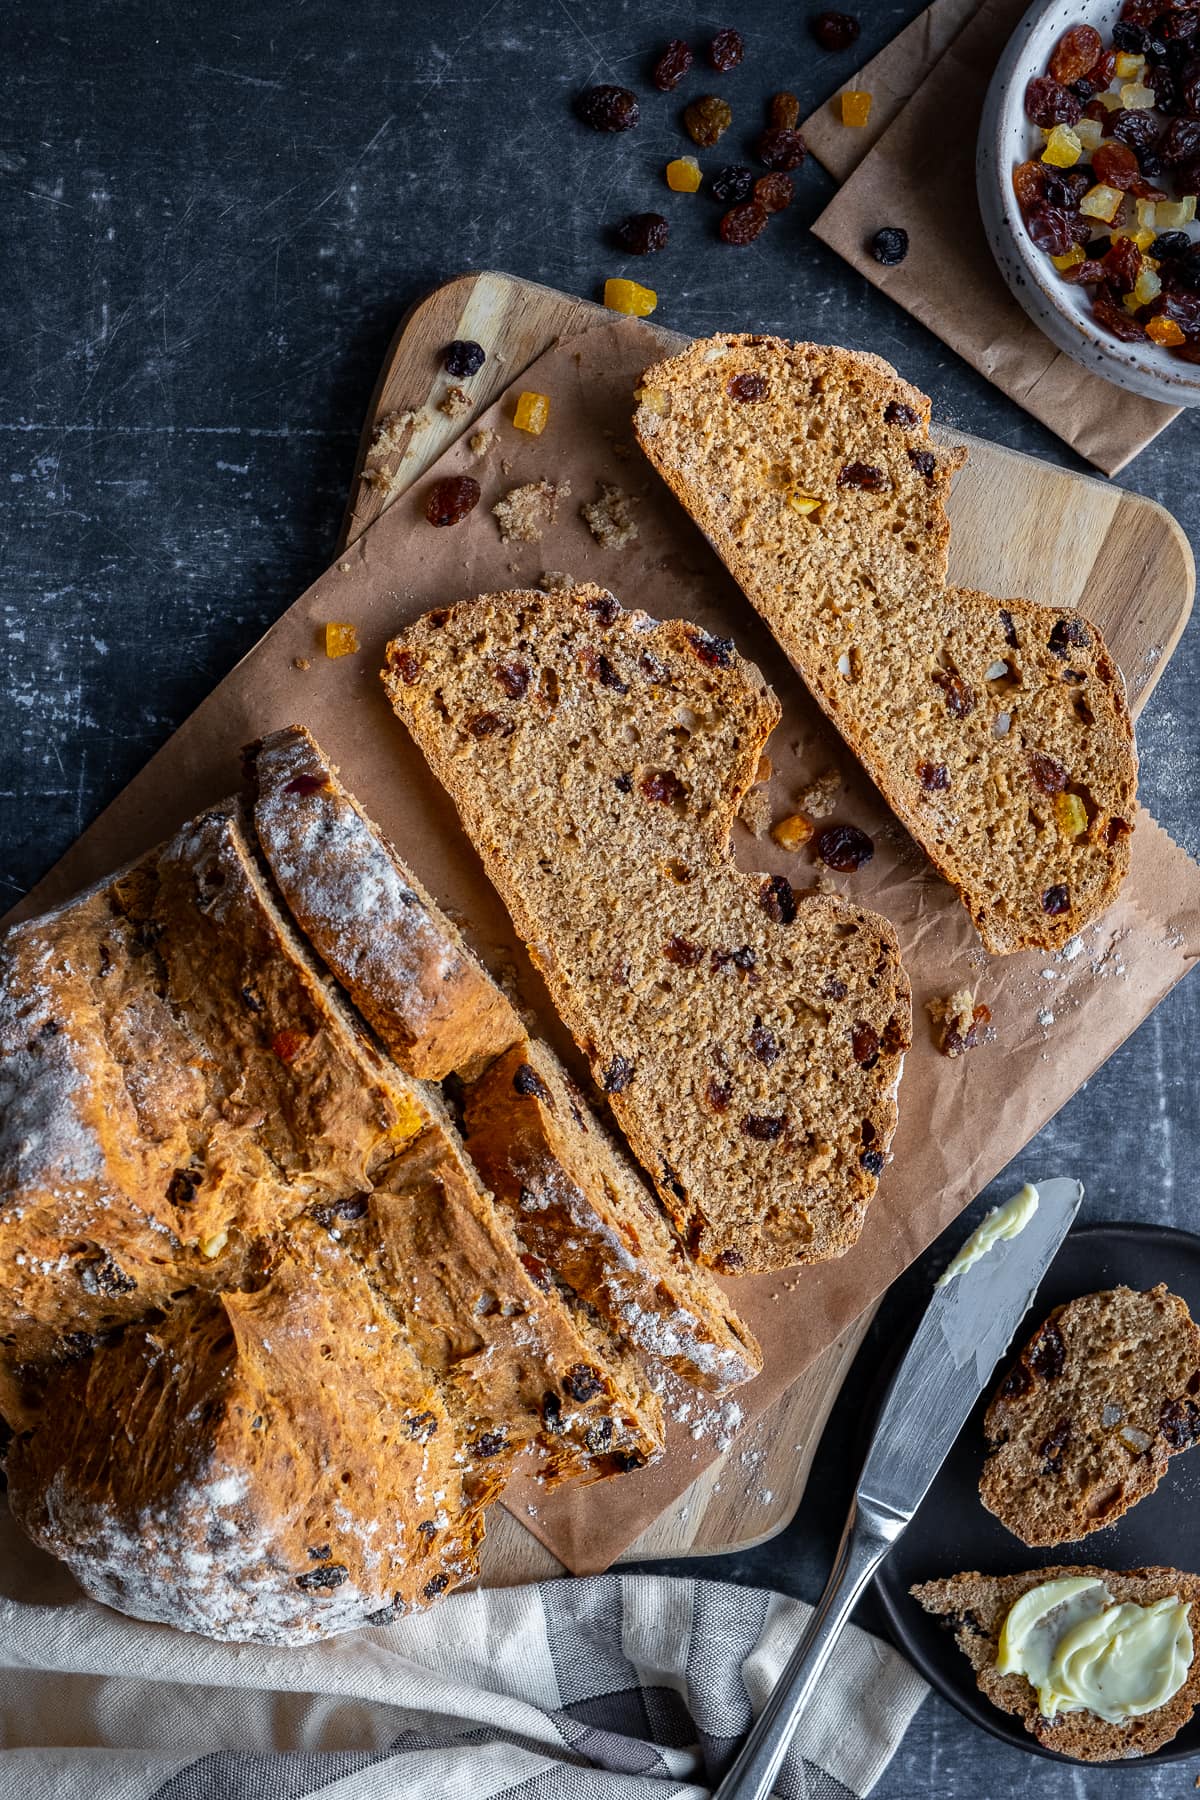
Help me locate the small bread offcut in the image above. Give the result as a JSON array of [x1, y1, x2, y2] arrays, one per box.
[[382, 586, 911, 1274], [634, 334, 1138, 955], [912, 1565, 1200, 1760], [980, 1284, 1200, 1546]]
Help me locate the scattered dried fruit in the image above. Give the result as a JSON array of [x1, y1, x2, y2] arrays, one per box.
[[1055, 791, 1089, 838], [918, 760, 951, 792], [666, 155, 702, 192], [513, 390, 551, 434], [772, 813, 814, 850], [841, 90, 872, 127], [710, 165, 755, 203], [754, 172, 794, 212], [815, 823, 875, 871], [708, 27, 744, 71], [932, 666, 976, 718], [442, 339, 485, 379], [324, 621, 359, 658], [884, 400, 919, 427], [769, 92, 801, 130], [653, 38, 693, 91], [1025, 76, 1083, 128], [577, 85, 640, 132], [811, 11, 860, 52], [425, 475, 481, 527], [850, 1021, 880, 1067], [614, 211, 670, 254], [1048, 24, 1103, 86], [684, 94, 733, 146], [728, 371, 768, 401], [870, 226, 909, 265], [1042, 884, 1071, 916], [927, 988, 992, 1058], [757, 128, 807, 170], [604, 277, 658, 316], [720, 201, 770, 244], [837, 460, 887, 491]]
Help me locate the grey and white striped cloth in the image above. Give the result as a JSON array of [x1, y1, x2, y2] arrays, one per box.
[[0, 1512, 926, 1800]]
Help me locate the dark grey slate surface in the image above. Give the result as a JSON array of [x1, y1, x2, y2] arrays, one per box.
[[2, 1, 1199, 1790]]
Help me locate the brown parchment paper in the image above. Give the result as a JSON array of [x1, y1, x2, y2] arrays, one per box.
[[9, 320, 1200, 1575], [805, 0, 1180, 476]]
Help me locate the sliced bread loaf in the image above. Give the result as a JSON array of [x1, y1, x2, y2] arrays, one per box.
[[463, 1037, 762, 1392], [980, 1284, 1200, 1546], [246, 724, 521, 1080], [382, 586, 911, 1273], [634, 334, 1138, 955], [911, 1565, 1200, 1759]]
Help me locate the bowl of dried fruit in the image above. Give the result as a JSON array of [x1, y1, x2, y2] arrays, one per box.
[[978, 0, 1200, 405]]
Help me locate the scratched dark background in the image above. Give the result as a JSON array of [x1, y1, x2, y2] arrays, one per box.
[[3, 1, 1200, 1793]]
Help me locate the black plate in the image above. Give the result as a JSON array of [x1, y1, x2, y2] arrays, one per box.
[[875, 1222, 1200, 1767]]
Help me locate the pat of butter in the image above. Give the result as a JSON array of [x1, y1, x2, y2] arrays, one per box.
[[936, 1182, 1039, 1288], [998, 1576, 1193, 1724]]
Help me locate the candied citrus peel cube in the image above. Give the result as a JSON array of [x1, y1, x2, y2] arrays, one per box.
[[634, 384, 667, 414], [1080, 183, 1123, 223], [665, 156, 702, 192], [1120, 81, 1154, 109], [1114, 50, 1145, 79], [604, 277, 658, 318], [1051, 245, 1085, 271], [771, 813, 814, 851], [1156, 195, 1197, 228], [1095, 89, 1123, 111], [1135, 198, 1157, 229], [1147, 315, 1186, 346], [840, 89, 872, 127], [513, 390, 550, 434], [324, 621, 359, 659], [1075, 117, 1103, 152], [1042, 124, 1082, 167], [784, 486, 824, 517], [1054, 792, 1088, 839]]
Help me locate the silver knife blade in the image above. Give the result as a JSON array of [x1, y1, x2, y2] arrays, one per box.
[[856, 1176, 1083, 1526]]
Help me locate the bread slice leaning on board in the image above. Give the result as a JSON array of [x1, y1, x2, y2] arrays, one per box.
[[633, 334, 1138, 955], [382, 586, 911, 1275], [912, 1566, 1200, 1760]]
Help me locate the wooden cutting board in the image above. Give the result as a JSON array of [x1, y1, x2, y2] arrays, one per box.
[[332, 270, 1194, 1584]]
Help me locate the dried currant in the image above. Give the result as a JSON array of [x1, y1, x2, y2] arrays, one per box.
[[754, 172, 794, 212], [837, 460, 887, 490], [684, 94, 733, 146], [513, 1062, 553, 1102], [296, 1563, 349, 1592], [425, 475, 480, 527], [614, 212, 670, 254], [757, 127, 807, 170], [404, 1411, 439, 1442], [706, 1074, 733, 1113], [769, 92, 801, 130], [1049, 24, 1104, 85], [998, 1361, 1034, 1401], [709, 27, 744, 71], [860, 1148, 885, 1176], [470, 1430, 508, 1458], [167, 1168, 200, 1206], [720, 201, 770, 244], [1160, 1396, 1200, 1447], [759, 873, 797, 924], [585, 1416, 615, 1454], [1024, 75, 1083, 128], [749, 1021, 782, 1064], [78, 1253, 137, 1298], [741, 1113, 787, 1140], [1151, 230, 1192, 258], [564, 1363, 603, 1402], [850, 1021, 880, 1067], [653, 38, 693, 90], [710, 164, 755, 203], [467, 711, 512, 738], [907, 448, 936, 480], [810, 10, 860, 52], [816, 823, 875, 871], [1042, 884, 1071, 916], [884, 400, 919, 427], [823, 975, 848, 1001], [576, 85, 640, 132], [603, 1056, 634, 1093], [727, 372, 768, 402], [1110, 106, 1160, 152], [870, 226, 909, 265], [1000, 608, 1019, 648], [1113, 20, 1147, 51], [1048, 617, 1091, 657], [442, 339, 485, 378], [689, 627, 735, 664], [1040, 1415, 1073, 1474], [918, 761, 951, 792], [422, 1573, 450, 1600]]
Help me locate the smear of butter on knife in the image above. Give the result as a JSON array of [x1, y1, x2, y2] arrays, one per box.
[[936, 1182, 1039, 1288]]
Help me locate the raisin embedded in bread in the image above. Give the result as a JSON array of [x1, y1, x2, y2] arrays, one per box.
[[463, 1038, 762, 1393], [382, 587, 911, 1274], [634, 334, 1138, 955], [911, 1565, 1200, 1760], [980, 1285, 1200, 1546], [246, 725, 521, 1080]]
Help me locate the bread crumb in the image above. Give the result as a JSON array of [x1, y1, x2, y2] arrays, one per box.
[[927, 987, 992, 1057], [337, 561, 352, 574], [581, 483, 639, 549], [439, 385, 473, 420], [738, 785, 772, 838], [501, 457, 513, 476], [795, 769, 840, 819], [469, 427, 498, 457], [292, 656, 311, 672], [539, 570, 577, 592], [772, 813, 814, 851], [372, 409, 422, 456], [492, 480, 570, 545], [755, 754, 772, 783]]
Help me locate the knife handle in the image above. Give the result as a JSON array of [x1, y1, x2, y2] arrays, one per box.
[[711, 1495, 906, 1800]]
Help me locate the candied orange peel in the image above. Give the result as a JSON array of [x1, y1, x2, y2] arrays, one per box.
[[513, 391, 551, 435], [604, 278, 658, 317], [324, 621, 359, 659]]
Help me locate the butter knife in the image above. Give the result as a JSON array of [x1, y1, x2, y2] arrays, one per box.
[[712, 1175, 1084, 1800]]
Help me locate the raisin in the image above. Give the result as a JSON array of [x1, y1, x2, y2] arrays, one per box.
[[769, 92, 801, 130], [754, 172, 794, 212], [720, 201, 769, 244], [1161, 117, 1200, 163], [614, 772, 633, 793], [167, 1168, 200, 1206], [587, 592, 621, 625], [416, 1520, 438, 1542], [542, 1391, 564, 1434], [998, 1361, 1034, 1401], [78, 1253, 137, 1298], [1027, 205, 1085, 257], [284, 773, 328, 796], [470, 1430, 508, 1459], [710, 164, 755, 203], [706, 1075, 733, 1112], [1013, 159, 1049, 214], [684, 94, 733, 146], [1064, 257, 1106, 286], [1040, 1416, 1072, 1474], [870, 226, 909, 265], [640, 770, 684, 803], [405, 1410, 438, 1442], [741, 1113, 787, 1140], [709, 28, 744, 71], [615, 212, 670, 256], [1042, 884, 1071, 916], [565, 1363, 603, 1402], [689, 627, 736, 664], [861, 1119, 876, 1144], [749, 1020, 782, 1064], [712, 944, 758, 976], [810, 11, 860, 52], [885, 400, 919, 427], [851, 1021, 880, 1067], [1000, 608, 1018, 648], [918, 761, 951, 792], [1163, 10, 1199, 40], [907, 448, 936, 480], [653, 38, 693, 90], [577, 85, 640, 132], [1151, 230, 1193, 258], [932, 667, 976, 718], [513, 1062, 552, 1102], [1030, 1318, 1067, 1379], [1160, 1397, 1200, 1447], [1049, 24, 1104, 84], [467, 711, 512, 738], [837, 460, 887, 492], [823, 975, 848, 1001], [389, 647, 422, 684], [1094, 140, 1164, 199], [586, 1416, 615, 1454], [310, 1193, 369, 1228], [1113, 20, 1147, 50], [759, 873, 797, 924], [816, 823, 875, 871], [493, 659, 530, 699], [1048, 617, 1091, 657], [307, 1543, 332, 1562], [664, 935, 704, 967], [603, 1056, 634, 1093], [1024, 75, 1083, 127], [296, 1563, 349, 1592], [422, 1573, 450, 1600], [860, 1148, 885, 1176], [1028, 752, 1068, 794], [1111, 107, 1160, 152], [425, 475, 480, 527], [757, 128, 807, 170], [442, 339, 485, 378], [597, 655, 627, 693]]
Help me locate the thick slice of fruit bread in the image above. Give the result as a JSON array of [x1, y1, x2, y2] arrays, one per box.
[[980, 1284, 1200, 1546], [382, 587, 911, 1274], [634, 334, 1138, 955], [463, 1036, 762, 1392], [912, 1565, 1200, 1760]]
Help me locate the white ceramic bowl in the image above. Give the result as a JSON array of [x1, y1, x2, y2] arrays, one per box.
[[978, 0, 1200, 406]]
